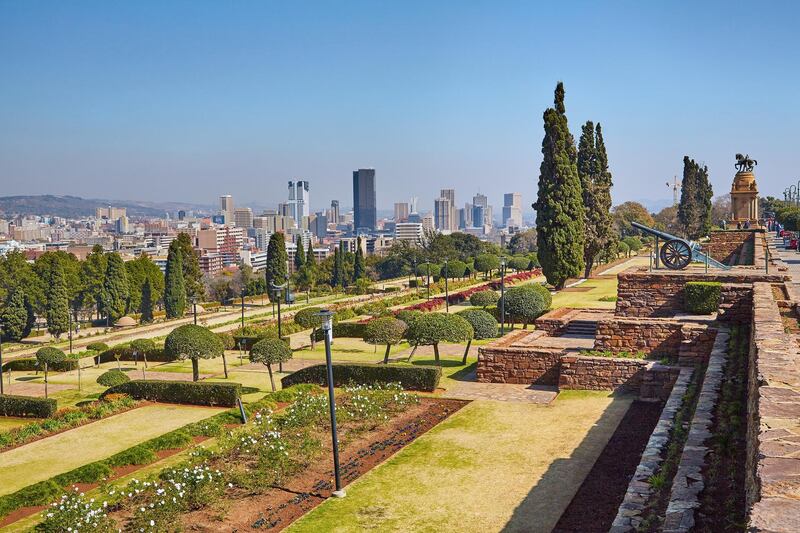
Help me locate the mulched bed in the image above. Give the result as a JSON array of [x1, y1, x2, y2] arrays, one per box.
[[180, 397, 467, 531], [552, 400, 664, 533]]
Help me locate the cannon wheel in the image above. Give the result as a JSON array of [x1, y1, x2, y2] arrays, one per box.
[[660, 239, 692, 270]]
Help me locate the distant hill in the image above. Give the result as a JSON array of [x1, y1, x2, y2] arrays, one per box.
[[0, 195, 212, 219]]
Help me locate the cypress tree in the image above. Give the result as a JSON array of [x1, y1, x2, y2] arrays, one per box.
[[337, 246, 346, 287], [696, 163, 713, 238], [164, 241, 186, 318], [306, 241, 315, 265], [102, 253, 129, 323], [265, 232, 288, 300], [354, 237, 366, 281], [678, 156, 699, 238], [80, 244, 107, 319], [295, 236, 306, 271], [176, 233, 203, 301], [141, 277, 154, 323], [46, 260, 70, 338], [578, 121, 614, 277], [331, 246, 340, 288], [533, 82, 585, 289], [1, 288, 29, 341]]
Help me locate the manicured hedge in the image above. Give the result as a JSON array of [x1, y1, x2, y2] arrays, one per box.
[[95, 346, 173, 364], [312, 322, 368, 341], [281, 363, 441, 392], [100, 380, 241, 407], [97, 369, 131, 387], [684, 281, 722, 314], [1, 357, 79, 372], [0, 394, 57, 418]]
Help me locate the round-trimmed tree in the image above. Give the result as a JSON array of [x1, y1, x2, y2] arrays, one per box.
[[456, 309, 499, 363], [416, 263, 440, 280], [294, 307, 324, 348], [469, 289, 499, 309], [508, 256, 532, 272], [164, 324, 224, 381], [406, 313, 473, 365], [36, 347, 65, 398], [363, 317, 408, 364], [443, 260, 467, 280], [250, 338, 293, 391], [474, 254, 500, 279], [395, 310, 422, 327], [130, 338, 155, 376], [97, 369, 130, 387], [500, 285, 550, 329]]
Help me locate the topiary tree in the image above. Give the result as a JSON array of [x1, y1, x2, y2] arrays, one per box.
[[474, 254, 500, 279], [294, 307, 324, 349], [406, 313, 473, 366], [395, 310, 422, 327], [622, 236, 642, 256], [363, 317, 408, 364], [508, 256, 532, 272], [164, 324, 224, 381], [416, 262, 440, 281], [250, 338, 293, 391], [97, 369, 130, 387], [130, 338, 155, 377], [469, 290, 500, 309], [1, 288, 29, 342], [500, 285, 549, 329], [617, 240, 630, 258], [456, 309, 499, 363], [36, 347, 65, 398], [443, 260, 467, 280]]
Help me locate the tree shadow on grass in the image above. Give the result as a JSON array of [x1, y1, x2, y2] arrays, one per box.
[[409, 358, 465, 369]]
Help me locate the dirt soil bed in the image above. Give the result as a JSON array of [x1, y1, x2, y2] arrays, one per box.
[[552, 399, 664, 533], [180, 398, 466, 531]]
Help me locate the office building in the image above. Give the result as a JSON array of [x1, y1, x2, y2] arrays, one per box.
[[503, 192, 523, 228], [434, 197, 454, 232], [440, 189, 457, 231], [421, 212, 434, 232], [96, 206, 127, 220], [330, 200, 340, 225], [395, 222, 424, 245], [394, 202, 409, 222], [220, 195, 234, 225], [310, 212, 328, 239], [353, 168, 377, 232], [233, 207, 253, 229], [287, 180, 310, 226]]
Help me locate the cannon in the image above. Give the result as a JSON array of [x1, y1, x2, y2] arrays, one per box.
[[630, 222, 730, 270]]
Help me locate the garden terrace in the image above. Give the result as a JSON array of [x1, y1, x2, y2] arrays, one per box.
[[702, 229, 759, 266]]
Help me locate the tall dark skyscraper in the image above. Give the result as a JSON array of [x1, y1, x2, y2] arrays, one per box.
[[352, 168, 376, 232]]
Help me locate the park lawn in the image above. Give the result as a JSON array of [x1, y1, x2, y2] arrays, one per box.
[[290, 391, 631, 533], [0, 404, 222, 497], [550, 276, 619, 309], [0, 417, 33, 432]]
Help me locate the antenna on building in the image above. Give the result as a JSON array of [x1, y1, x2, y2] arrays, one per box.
[[666, 176, 681, 206]]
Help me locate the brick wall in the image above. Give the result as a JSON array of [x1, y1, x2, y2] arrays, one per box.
[[558, 354, 648, 391], [703, 230, 756, 265], [476, 331, 562, 385], [594, 319, 682, 358], [639, 364, 681, 401]]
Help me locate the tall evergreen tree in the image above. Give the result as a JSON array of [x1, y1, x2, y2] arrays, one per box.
[[46, 260, 70, 338], [265, 232, 288, 301], [102, 253, 129, 323], [80, 244, 107, 319], [1, 288, 29, 341], [164, 241, 186, 318], [337, 246, 346, 287], [578, 121, 614, 277], [306, 242, 315, 265], [175, 233, 203, 300], [295, 236, 306, 271], [330, 247, 339, 287], [696, 163, 713, 237], [353, 237, 366, 281], [533, 82, 585, 289], [141, 277, 154, 323], [678, 156, 699, 238]]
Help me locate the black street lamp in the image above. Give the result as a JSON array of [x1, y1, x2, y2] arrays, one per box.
[[240, 289, 246, 331], [426, 263, 431, 301], [500, 257, 507, 336], [0, 319, 4, 395], [191, 296, 198, 325], [317, 309, 345, 498], [411, 259, 417, 296], [443, 259, 449, 313]]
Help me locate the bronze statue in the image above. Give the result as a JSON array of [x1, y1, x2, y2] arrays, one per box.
[[735, 153, 757, 172]]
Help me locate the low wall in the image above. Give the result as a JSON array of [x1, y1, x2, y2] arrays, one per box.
[[703, 230, 756, 265], [476, 331, 561, 385], [594, 318, 717, 365], [558, 355, 647, 392]]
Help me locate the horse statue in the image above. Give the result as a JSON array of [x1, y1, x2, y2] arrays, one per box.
[[735, 153, 758, 172]]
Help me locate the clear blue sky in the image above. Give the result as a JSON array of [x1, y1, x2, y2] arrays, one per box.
[[1, 1, 798, 214]]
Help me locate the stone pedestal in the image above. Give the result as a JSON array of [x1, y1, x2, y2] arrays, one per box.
[[731, 170, 759, 222]]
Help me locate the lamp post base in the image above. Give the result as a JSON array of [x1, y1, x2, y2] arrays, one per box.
[[331, 489, 347, 498]]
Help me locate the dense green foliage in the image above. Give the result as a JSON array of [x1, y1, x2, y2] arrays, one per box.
[[456, 309, 499, 339], [45, 260, 70, 338], [294, 235, 306, 272], [684, 281, 722, 314], [36, 346, 66, 366], [164, 240, 186, 318], [474, 254, 500, 278], [250, 338, 293, 390], [101, 252, 129, 323], [101, 380, 241, 407], [469, 289, 500, 308], [86, 342, 109, 352], [406, 313, 473, 365], [678, 156, 714, 239], [266, 232, 289, 300], [96, 369, 131, 387], [500, 285, 550, 326], [354, 237, 366, 281], [534, 83, 585, 288], [0, 394, 57, 418], [578, 121, 614, 278], [1, 288, 29, 341], [281, 362, 441, 391], [364, 317, 408, 363], [164, 324, 224, 381], [293, 307, 325, 330], [125, 253, 163, 317], [442, 260, 467, 279]]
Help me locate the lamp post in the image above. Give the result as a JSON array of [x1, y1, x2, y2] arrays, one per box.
[[426, 263, 431, 300], [411, 259, 418, 296], [317, 309, 345, 498], [500, 257, 506, 336], [191, 296, 198, 325], [0, 319, 4, 395], [443, 259, 449, 313], [240, 289, 246, 331]]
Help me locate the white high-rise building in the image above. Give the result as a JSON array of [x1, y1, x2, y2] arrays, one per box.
[[440, 189, 457, 231], [503, 192, 522, 228], [287, 180, 310, 226], [220, 195, 234, 225]]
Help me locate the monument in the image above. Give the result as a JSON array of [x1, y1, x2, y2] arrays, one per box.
[[730, 153, 759, 223]]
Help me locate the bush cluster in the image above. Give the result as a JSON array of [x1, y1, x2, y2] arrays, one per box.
[[96, 369, 131, 387], [311, 321, 368, 341], [101, 380, 241, 407], [94, 345, 172, 364], [456, 309, 499, 339], [684, 281, 722, 314], [0, 394, 57, 418], [281, 362, 441, 392]]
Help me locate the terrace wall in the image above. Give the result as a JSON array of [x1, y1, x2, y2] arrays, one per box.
[[593, 318, 717, 365], [703, 229, 756, 265], [476, 330, 561, 385]]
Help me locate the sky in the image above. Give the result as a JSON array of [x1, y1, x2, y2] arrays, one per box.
[[1, 0, 799, 215]]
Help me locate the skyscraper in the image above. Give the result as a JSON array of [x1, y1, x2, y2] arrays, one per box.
[[353, 168, 376, 232], [220, 195, 234, 225], [233, 207, 253, 228], [434, 198, 453, 231], [330, 200, 340, 225], [440, 189, 456, 231], [287, 180, 310, 226], [503, 192, 523, 228], [394, 202, 409, 222]]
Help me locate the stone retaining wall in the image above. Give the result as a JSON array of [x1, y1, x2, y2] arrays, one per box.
[[703, 230, 756, 265], [476, 330, 562, 385], [558, 355, 648, 392], [594, 318, 717, 365]]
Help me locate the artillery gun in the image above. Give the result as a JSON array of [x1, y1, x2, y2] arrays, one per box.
[[630, 222, 730, 271]]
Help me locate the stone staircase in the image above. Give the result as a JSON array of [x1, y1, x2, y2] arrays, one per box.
[[562, 319, 598, 337]]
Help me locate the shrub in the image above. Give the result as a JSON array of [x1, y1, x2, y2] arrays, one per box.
[[312, 321, 368, 341], [216, 332, 235, 350], [101, 380, 241, 407], [469, 289, 500, 308], [442, 260, 467, 279], [52, 462, 113, 486], [456, 309, 498, 339], [86, 342, 109, 352], [508, 256, 532, 272], [1, 357, 78, 372], [0, 394, 57, 418], [250, 338, 294, 391], [96, 369, 131, 387], [294, 307, 325, 329], [406, 313, 473, 365], [94, 345, 172, 364], [164, 324, 224, 381], [364, 317, 408, 364], [281, 363, 441, 392], [395, 310, 423, 328], [474, 254, 501, 277], [106, 445, 157, 467], [684, 281, 722, 314], [500, 285, 549, 326]]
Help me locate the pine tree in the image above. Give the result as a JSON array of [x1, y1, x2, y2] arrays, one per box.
[[164, 241, 186, 318], [265, 232, 288, 301], [141, 277, 154, 322], [102, 253, 129, 323], [696, 163, 713, 237], [353, 237, 366, 281], [1, 288, 29, 341], [46, 260, 70, 338], [295, 236, 306, 271], [80, 244, 106, 319], [533, 82, 585, 289], [678, 156, 699, 238], [578, 121, 614, 277], [176, 233, 203, 301]]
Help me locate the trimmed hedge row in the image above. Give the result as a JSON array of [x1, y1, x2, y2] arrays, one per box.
[[101, 380, 241, 407], [684, 281, 722, 314], [1, 357, 80, 372], [311, 322, 368, 341], [0, 394, 57, 418], [281, 362, 441, 392], [94, 346, 173, 364]]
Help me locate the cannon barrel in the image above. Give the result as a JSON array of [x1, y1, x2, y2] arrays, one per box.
[[630, 221, 685, 243]]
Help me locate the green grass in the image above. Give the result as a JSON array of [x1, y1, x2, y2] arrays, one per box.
[[289, 392, 632, 533], [550, 277, 619, 309], [0, 404, 222, 497]]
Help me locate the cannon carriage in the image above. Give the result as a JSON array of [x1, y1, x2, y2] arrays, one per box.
[[630, 222, 730, 270]]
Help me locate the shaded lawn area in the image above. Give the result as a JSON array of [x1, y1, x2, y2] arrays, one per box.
[[289, 391, 632, 533], [0, 404, 222, 497]]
